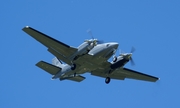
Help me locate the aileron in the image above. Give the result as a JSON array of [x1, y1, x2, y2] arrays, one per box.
[[124, 68, 159, 82]]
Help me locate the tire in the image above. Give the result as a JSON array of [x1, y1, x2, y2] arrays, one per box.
[[71, 64, 76, 70], [105, 77, 111, 84]]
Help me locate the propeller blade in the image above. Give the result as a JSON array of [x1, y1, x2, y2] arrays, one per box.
[[130, 47, 136, 53], [130, 57, 135, 66], [97, 40, 104, 44], [86, 29, 104, 45], [87, 29, 94, 39]]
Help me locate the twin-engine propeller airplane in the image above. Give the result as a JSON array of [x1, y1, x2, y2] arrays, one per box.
[[22, 26, 159, 84]]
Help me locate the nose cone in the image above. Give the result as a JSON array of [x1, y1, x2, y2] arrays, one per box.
[[110, 42, 119, 49], [127, 53, 132, 59]]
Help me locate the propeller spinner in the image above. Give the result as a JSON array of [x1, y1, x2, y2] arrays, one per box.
[[86, 29, 103, 46], [119, 47, 136, 66]]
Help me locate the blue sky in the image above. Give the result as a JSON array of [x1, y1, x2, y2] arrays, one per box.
[[1, 0, 180, 107]]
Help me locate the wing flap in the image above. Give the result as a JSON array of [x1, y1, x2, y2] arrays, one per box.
[[91, 69, 125, 80], [36, 61, 61, 75], [22, 26, 77, 57]]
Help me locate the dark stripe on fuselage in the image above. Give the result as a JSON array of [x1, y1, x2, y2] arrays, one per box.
[[28, 27, 70, 48]]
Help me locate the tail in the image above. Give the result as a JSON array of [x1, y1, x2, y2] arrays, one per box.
[[52, 57, 64, 68]]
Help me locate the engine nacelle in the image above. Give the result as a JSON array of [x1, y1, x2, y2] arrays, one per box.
[[110, 56, 129, 69]]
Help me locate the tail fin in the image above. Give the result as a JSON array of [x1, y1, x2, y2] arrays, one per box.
[[52, 57, 64, 67]]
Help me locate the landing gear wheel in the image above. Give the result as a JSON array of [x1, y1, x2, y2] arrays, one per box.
[[71, 64, 76, 70], [105, 77, 111, 84]]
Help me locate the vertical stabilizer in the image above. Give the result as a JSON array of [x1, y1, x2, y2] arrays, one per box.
[[52, 57, 64, 68]]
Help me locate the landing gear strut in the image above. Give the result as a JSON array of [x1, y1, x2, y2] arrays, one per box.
[[105, 77, 111, 84], [74, 73, 76, 77]]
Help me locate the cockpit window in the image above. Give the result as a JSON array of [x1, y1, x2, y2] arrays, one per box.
[[106, 44, 110, 47]]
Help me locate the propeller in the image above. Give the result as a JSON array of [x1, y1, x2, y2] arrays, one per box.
[[129, 56, 135, 66], [130, 46, 136, 53], [129, 47, 136, 66], [119, 47, 136, 66], [87, 29, 94, 39], [86, 29, 104, 45]]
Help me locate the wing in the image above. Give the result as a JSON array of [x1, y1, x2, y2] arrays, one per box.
[[36, 61, 61, 75], [115, 68, 159, 82], [91, 68, 125, 80], [22, 26, 77, 60], [91, 67, 159, 82]]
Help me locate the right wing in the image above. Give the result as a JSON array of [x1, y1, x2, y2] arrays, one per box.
[[36, 61, 61, 75], [22, 26, 77, 60]]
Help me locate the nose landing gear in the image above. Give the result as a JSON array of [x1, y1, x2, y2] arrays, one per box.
[[71, 64, 76, 70], [105, 77, 111, 84]]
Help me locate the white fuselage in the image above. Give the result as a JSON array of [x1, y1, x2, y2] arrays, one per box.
[[52, 42, 119, 79]]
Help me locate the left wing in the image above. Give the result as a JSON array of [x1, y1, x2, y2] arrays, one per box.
[[91, 67, 159, 82], [22, 26, 77, 59]]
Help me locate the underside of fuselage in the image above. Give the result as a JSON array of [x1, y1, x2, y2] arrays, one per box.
[[88, 42, 119, 60]]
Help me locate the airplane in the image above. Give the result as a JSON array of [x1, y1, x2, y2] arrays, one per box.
[[22, 26, 159, 84]]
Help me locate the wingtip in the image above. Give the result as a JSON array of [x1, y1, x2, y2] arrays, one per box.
[[154, 77, 160, 82], [25, 26, 29, 28], [22, 26, 30, 30]]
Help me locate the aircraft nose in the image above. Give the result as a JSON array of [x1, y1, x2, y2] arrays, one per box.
[[111, 42, 119, 49]]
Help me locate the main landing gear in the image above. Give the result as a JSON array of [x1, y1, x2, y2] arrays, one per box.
[[73, 72, 76, 77], [105, 77, 111, 84], [71, 64, 76, 70]]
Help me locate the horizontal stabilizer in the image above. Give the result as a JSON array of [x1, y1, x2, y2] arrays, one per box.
[[36, 61, 61, 75], [60, 75, 86, 82]]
